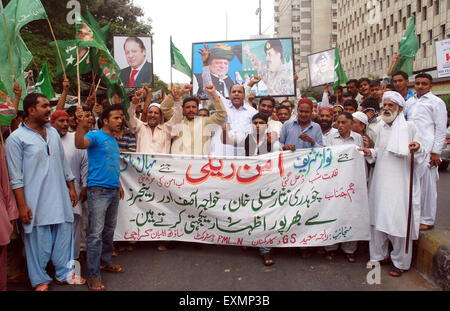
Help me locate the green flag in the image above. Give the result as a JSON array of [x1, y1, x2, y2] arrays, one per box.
[[0, 78, 16, 126], [86, 10, 110, 43], [35, 61, 55, 100], [75, 12, 129, 117], [0, 0, 47, 110], [75, 13, 121, 88], [333, 45, 348, 89], [50, 40, 92, 77], [392, 16, 419, 77], [171, 37, 192, 77]]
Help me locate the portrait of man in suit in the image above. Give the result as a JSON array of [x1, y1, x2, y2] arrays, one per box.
[[117, 36, 153, 87]]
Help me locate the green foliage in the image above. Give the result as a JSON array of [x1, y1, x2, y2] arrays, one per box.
[[152, 74, 169, 94], [21, 0, 153, 93], [439, 94, 450, 118]]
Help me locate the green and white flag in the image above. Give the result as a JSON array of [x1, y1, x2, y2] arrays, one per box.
[[171, 37, 192, 77], [35, 61, 55, 100], [0, 0, 47, 110], [75, 12, 129, 117], [50, 39, 92, 77], [333, 45, 348, 89], [392, 16, 419, 77]]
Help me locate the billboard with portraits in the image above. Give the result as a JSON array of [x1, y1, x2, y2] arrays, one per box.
[[192, 38, 295, 99], [308, 49, 335, 87], [113, 36, 153, 88]]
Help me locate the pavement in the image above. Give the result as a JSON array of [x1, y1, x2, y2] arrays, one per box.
[[5, 170, 449, 292], [414, 167, 450, 290]]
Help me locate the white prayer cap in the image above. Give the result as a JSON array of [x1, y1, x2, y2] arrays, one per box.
[[352, 111, 368, 126], [382, 91, 405, 107], [148, 103, 161, 110]]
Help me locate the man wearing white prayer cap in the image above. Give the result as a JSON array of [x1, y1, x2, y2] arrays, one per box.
[[359, 91, 426, 277], [404, 73, 448, 231], [352, 111, 373, 148], [127, 87, 184, 154]]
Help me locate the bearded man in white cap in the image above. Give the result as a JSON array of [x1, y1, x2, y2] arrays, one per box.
[[128, 87, 183, 154], [359, 91, 426, 277]]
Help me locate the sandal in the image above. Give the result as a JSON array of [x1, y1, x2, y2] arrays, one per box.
[[419, 224, 434, 231], [157, 245, 167, 251], [389, 265, 406, 277], [87, 277, 105, 291], [55, 274, 86, 285], [261, 252, 275, 266], [325, 251, 336, 261], [100, 263, 125, 273], [345, 253, 356, 263], [34, 284, 49, 291]]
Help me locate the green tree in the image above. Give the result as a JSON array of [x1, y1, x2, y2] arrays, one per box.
[[152, 74, 169, 94]]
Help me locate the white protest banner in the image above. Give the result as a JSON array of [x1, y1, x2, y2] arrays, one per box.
[[436, 39, 450, 78], [114, 145, 370, 247]]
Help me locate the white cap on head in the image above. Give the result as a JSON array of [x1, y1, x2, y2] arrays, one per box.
[[352, 111, 369, 126], [148, 103, 161, 110], [382, 91, 405, 107]]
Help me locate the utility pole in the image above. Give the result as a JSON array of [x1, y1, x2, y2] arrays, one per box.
[[225, 12, 228, 40], [259, 0, 262, 36]]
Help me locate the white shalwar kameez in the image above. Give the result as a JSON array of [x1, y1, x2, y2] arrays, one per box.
[[366, 92, 426, 270], [404, 92, 447, 226]]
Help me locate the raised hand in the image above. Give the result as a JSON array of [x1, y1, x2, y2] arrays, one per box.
[[134, 87, 146, 101], [170, 85, 181, 102], [248, 75, 261, 87], [198, 43, 211, 66], [62, 78, 70, 93], [180, 84, 193, 95]]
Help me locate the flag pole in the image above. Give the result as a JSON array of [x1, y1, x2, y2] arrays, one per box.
[[94, 78, 101, 94], [88, 72, 96, 97], [76, 45, 81, 106], [46, 18, 67, 80], [1, 1, 16, 80], [405, 149, 415, 254], [170, 36, 173, 87]]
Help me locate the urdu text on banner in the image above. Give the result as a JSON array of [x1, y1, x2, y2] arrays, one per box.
[[115, 145, 371, 247]]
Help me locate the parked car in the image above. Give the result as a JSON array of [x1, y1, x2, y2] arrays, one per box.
[[438, 125, 450, 171]]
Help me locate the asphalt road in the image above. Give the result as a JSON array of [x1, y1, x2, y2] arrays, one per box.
[[8, 169, 449, 292]]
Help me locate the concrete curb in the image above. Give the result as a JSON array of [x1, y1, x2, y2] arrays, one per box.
[[415, 230, 450, 291]]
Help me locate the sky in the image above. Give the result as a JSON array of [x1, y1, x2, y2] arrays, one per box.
[[134, 0, 274, 84]]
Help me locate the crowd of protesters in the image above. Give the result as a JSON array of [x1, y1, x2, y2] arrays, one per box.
[[0, 57, 447, 290]]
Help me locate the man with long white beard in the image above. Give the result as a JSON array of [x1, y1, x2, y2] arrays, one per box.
[[359, 91, 426, 277]]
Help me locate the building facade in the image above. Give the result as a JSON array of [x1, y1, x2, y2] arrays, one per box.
[[274, 0, 338, 89], [338, 0, 450, 83]]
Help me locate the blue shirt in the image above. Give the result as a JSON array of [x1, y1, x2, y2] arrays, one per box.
[[279, 119, 323, 149], [85, 129, 120, 189], [405, 89, 414, 101], [5, 123, 75, 233]]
